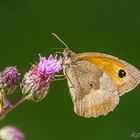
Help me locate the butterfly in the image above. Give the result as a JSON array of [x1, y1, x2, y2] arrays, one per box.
[[52, 33, 140, 118]]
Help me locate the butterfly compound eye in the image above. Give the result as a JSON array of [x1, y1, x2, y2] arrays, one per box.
[[118, 69, 127, 78]]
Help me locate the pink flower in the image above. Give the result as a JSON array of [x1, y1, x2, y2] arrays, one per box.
[[0, 126, 24, 140], [22, 54, 62, 102], [0, 66, 20, 95]]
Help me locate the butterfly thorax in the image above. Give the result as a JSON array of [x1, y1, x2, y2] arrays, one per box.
[[63, 48, 77, 66]]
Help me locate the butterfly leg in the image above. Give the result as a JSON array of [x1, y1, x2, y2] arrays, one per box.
[[55, 74, 65, 77], [50, 47, 65, 50], [52, 52, 63, 56], [53, 77, 66, 81], [53, 74, 66, 81]]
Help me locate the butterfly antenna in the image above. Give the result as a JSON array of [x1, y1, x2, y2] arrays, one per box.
[[52, 33, 69, 49]]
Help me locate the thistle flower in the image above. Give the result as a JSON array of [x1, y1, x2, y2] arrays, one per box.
[[22, 54, 62, 102], [0, 66, 20, 95], [0, 67, 20, 110], [0, 126, 24, 140]]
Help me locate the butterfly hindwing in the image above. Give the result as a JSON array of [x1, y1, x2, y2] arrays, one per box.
[[63, 55, 119, 117]]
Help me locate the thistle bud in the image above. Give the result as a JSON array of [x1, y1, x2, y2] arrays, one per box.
[[22, 54, 62, 102], [0, 67, 20, 110], [0, 126, 24, 140], [0, 66, 20, 95], [0, 97, 10, 119]]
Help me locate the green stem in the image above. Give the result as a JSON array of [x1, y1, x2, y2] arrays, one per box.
[[0, 94, 27, 118], [0, 93, 4, 111]]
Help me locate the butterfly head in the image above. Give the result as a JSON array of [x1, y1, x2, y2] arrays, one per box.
[[63, 48, 73, 58]]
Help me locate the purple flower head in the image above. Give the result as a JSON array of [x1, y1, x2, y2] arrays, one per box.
[[22, 54, 62, 102], [0, 67, 20, 95], [38, 54, 62, 75], [0, 126, 24, 140]]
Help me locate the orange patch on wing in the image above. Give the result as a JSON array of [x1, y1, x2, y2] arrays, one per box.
[[77, 53, 128, 88]]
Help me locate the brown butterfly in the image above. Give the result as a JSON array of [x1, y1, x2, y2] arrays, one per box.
[[53, 33, 140, 118]]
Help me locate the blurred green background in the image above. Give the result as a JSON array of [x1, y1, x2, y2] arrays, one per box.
[[0, 0, 140, 139]]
